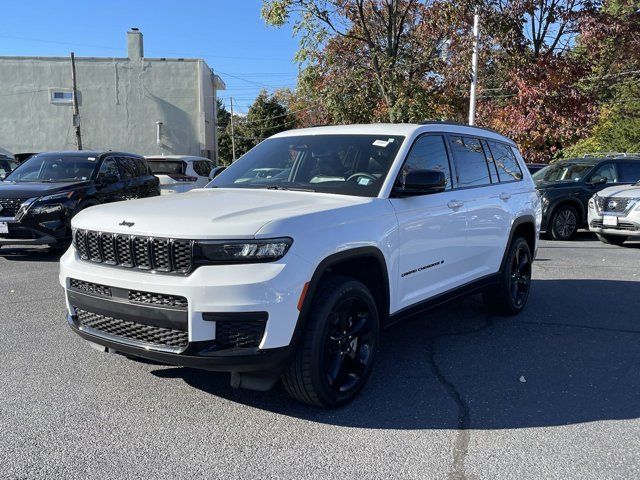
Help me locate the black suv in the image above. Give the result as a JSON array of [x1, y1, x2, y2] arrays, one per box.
[[534, 155, 640, 240], [0, 151, 159, 249]]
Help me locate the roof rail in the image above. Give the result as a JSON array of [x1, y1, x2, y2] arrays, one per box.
[[418, 120, 505, 137], [581, 152, 640, 158]]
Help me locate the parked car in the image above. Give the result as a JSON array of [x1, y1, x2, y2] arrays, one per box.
[[526, 163, 546, 175], [146, 155, 216, 194], [533, 155, 640, 240], [60, 123, 540, 407], [588, 182, 640, 246], [0, 154, 20, 180], [0, 151, 159, 249]]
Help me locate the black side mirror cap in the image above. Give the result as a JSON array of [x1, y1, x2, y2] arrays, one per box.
[[393, 169, 447, 197]]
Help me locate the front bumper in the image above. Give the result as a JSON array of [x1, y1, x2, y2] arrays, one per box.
[[67, 314, 292, 372], [60, 246, 312, 371], [587, 209, 640, 236]]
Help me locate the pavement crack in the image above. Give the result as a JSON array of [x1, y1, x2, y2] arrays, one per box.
[[426, 318, 492, 480]]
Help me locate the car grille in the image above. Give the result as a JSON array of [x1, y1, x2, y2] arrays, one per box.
[[215, 320, 266, 349], [129, 290, 188, 309], [0, 198, 26, 218], [596, 196, 635, 213], [69, 278, 112, 297], [591, 220, 639, 231], [75, 308, 189, 350], [73, 229, 193, 274]]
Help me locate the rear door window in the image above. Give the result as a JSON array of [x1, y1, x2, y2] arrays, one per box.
[[116, 157, 138, 179], [448, 136, 491, 187], [487, 141, 523, 182], [133, 158, 149, 177], [617, 162, 640, 183]]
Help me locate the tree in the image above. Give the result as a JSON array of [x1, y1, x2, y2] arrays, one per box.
[[262, 0, 466, 123], [218, 91, 294, 164]]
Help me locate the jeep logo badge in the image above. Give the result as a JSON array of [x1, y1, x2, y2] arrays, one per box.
[[119, 220, 135, 227]]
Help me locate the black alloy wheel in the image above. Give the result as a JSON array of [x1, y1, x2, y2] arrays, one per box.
[[509, 242, 532, 309], [322, 296, 376, 393], [484, 236, 533, 315], [550, 205, 578, 240], [282, 275, 379, 407]]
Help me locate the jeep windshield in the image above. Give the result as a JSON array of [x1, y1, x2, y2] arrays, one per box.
[[4, 153, 99, 183], [533, 162, 595, 183], [210, 134, 405, 197]]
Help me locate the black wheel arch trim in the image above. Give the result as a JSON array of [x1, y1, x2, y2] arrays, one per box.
[[499, 215, 537, 272], [293, 246, 390, 346], [544, 198, 585, 230]]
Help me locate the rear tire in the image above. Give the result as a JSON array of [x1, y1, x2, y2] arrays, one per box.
[[550, 205, 579, 240], [596, 233, 627, 246], [484, 237, 532, 315], [282, 275, 379, 408]]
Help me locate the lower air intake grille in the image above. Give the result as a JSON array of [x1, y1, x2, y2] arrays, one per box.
[[128, 290, 188, 309], [215, 320, 266, 349], [75, 308, 188, 350], [69, 279, 111, 297]]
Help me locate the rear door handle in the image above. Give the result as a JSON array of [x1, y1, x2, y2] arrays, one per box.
[[447, 200, 464, 209], [499, 193, 511, 201]]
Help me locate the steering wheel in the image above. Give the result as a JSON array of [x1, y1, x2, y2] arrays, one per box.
[[346, 172, 378, 183]]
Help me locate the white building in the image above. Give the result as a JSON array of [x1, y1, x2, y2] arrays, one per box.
[[0, 29, 226, 161]]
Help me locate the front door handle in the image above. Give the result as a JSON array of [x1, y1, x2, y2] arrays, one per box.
[[447, 200, 464, 209], [499, 193, 511, 201]]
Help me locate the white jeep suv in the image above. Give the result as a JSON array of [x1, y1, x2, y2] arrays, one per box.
[[588, 182, 640, 245], [60, 123, 541, 407]]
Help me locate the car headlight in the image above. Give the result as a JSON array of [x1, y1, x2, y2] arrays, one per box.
[[27, 191, 75, 216], [194, 238, 292, 264], [588, 197, 596, 209]]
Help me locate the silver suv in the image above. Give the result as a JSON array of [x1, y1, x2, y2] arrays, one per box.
[[589, 182, 640, 246]]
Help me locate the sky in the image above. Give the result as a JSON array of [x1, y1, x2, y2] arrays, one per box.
[[0, 0, 300, 113]]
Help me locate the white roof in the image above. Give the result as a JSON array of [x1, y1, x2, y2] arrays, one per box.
[[272, 123, 516, 146]]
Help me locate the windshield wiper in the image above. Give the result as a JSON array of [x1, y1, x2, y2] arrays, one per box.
[[265, 184, 315, 192]]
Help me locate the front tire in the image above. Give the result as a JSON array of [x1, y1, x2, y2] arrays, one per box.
[[484, 237, 532, 315], [282, 275, 379, 408], [550, 205, 579, 240], [596, 233, 628, 246]]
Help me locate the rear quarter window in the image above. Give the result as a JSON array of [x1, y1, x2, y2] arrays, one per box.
[[487, 141, 523, 182]]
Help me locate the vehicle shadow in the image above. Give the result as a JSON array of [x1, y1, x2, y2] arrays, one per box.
[[0, 246, 66, 262], [152, 278, 640, 430]]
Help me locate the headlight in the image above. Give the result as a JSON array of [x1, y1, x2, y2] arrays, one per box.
[[195, 238, 292, 264], [27, 191, 75, 216], [588, 197, 596, 209]]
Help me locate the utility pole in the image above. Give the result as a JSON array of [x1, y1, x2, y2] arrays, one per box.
[[468, 10, 480, 126], [70, 52, 83, 150], [230, 97, 237, 162]]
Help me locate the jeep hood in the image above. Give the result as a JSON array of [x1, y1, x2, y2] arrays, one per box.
[[595, 184, 640, 199], [71, 188, 369, 239]]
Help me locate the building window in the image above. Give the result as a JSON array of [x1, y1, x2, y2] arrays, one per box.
[[50, 89, 74, 104]]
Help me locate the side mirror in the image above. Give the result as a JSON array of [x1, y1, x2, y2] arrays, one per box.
[[393, 169, 446, 197], [590, 175, 607, 185], [209, 166, 226, 180], [97, 173, 119, 185]]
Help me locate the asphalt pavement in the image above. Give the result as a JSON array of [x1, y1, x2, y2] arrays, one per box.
[[1, 233, 639, 479]]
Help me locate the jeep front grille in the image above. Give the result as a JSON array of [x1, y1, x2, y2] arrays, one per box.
[[73, 229, 193, 274]]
